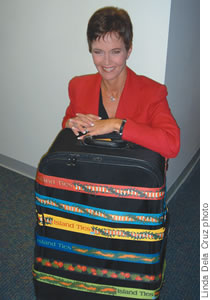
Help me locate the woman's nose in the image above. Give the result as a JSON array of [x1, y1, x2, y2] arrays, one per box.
[[103, 53, 111, 65]]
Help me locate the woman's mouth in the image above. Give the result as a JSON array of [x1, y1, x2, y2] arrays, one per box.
[[103, 67, 115, 73]]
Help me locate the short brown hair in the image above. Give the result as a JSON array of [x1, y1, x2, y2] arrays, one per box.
[[87, 6, 133, 52]]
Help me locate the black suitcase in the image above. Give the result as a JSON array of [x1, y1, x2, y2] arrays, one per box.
[[33, 128, 168, 300]]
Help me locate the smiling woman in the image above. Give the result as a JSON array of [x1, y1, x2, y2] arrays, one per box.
[[62, 6, 180, 159]]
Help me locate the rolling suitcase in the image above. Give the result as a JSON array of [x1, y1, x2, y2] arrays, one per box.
[[33, 128, 168, 300]]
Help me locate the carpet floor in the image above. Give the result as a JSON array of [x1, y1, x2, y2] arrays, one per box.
[[0, 160, 200, 299]]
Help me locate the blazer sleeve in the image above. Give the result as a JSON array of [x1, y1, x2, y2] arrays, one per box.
[[62, 79, 76, 128], [122, 85, 180, 158]]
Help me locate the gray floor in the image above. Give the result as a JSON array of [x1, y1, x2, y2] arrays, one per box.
[[0, 161, 200, 299]]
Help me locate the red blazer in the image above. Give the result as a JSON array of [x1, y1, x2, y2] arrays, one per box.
[[62, 67, 180, 158]]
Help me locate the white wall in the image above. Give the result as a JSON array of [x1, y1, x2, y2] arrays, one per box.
[[0, 0, 171, 170], [164, 0, 200, 188], [1, 0, 200, 192]]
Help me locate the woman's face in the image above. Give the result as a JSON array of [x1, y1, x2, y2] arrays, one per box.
[[91, 32, 132, 82]]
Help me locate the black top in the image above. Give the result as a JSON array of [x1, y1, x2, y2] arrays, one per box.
[[99, 89, 109, 119]]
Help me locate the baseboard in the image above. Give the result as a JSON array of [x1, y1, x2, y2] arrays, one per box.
[[166, 149, 200, 203], [0, 154, 37, 179]]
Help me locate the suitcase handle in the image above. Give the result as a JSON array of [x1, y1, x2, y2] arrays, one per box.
[[83, 135, 128, 149]]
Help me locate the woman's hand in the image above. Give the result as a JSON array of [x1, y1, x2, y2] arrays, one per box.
[[66, 113, 101, 136], [77, 118, 122, 139]]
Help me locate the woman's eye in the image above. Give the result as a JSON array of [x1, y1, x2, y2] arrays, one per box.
[[93, 50, 103, 55], [112, 49, 121, 54]]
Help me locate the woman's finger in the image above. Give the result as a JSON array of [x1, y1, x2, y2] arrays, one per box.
[[71, 126, 80, 136], [68, 119, 85, 135], [69, 117, 90, 131], [78, 119, 115, 138], [76, 113, 101, 124]]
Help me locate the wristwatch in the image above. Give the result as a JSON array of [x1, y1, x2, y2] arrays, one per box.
[[119, 119, 127, 136]]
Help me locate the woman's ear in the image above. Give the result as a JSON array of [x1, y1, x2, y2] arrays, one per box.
[[127, 45, 132, 59]]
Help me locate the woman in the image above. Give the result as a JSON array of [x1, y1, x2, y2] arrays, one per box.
[[62, 6, 180, 158]]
